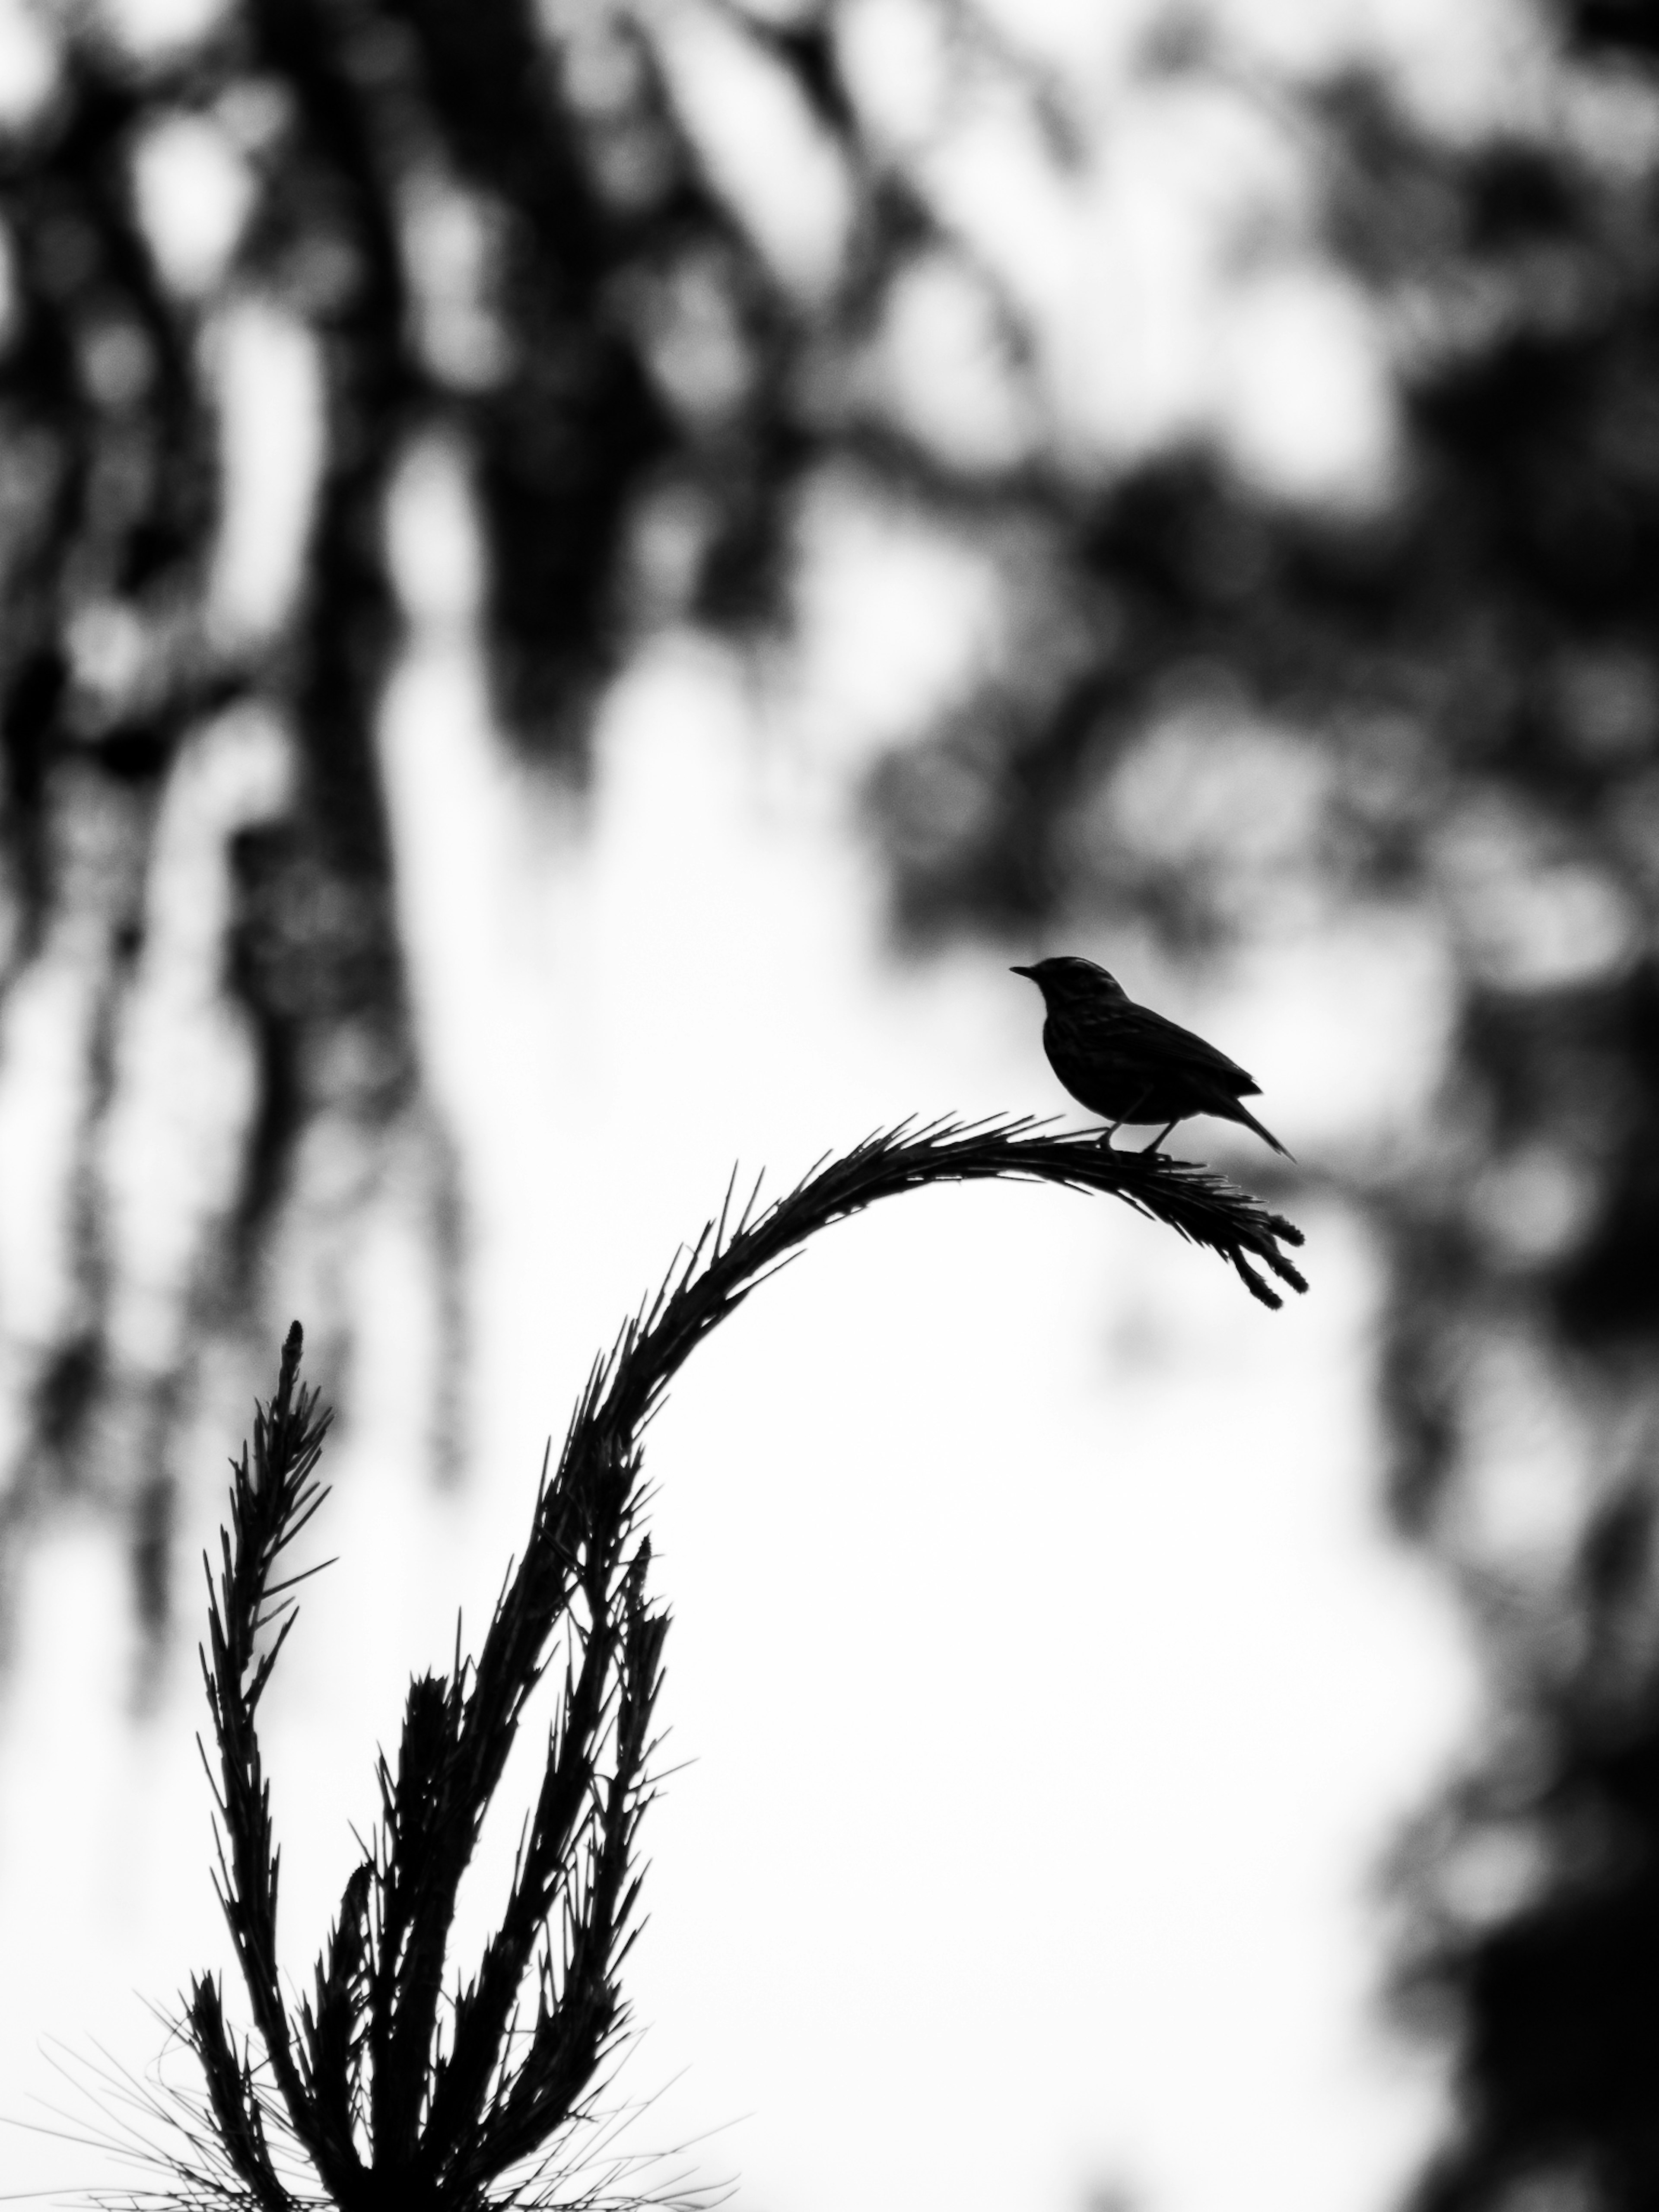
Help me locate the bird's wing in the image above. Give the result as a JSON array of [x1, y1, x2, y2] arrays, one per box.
[[1091, 1001, 1260, 1093]]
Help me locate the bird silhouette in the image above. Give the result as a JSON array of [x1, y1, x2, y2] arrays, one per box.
[[1012, 956, 1291, 1158]]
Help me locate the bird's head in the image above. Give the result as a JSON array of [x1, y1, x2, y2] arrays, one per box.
[[1010, 956, 1125, 1006]]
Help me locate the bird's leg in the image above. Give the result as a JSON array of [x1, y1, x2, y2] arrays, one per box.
[[1098, 1122, 1122, 1150], [1140, 1120, 1179, 1155], [1098, 1087, 1153, 1150]]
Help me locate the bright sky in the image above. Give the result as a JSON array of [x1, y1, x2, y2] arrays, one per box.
[[0, 1, 1520, 2208]]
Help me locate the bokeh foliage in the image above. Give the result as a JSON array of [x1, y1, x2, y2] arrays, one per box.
[[0, 0, 817, 1611], [869, 13, 1659, 2204], [5, 0, 1659, 2204], [863, 13, 1659, 2199]]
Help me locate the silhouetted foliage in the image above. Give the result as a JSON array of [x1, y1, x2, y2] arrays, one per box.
[[178, 1144, 1298, 2205], [186, 1319, 667, 2210]]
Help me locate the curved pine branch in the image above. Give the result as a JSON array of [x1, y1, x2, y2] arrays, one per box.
[[186, 1117, 1306, 2209]]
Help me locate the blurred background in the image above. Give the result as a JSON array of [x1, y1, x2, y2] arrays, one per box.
[[1, 0, 1656, 2206]]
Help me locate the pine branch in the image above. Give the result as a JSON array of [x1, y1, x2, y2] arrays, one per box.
[[182, 1118, 1305, 2209], [188, 1320, 365, 2205]]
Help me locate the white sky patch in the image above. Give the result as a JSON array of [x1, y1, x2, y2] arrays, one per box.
[[400, 171, 515, 392], [784, 469, 1010, 771], [1065, 146, 1216, 458], [1216, 918, 1459, 1152], [206, 296, 324, 647], [863, 249, 1041, 472], [917, 75, 1085, 340], [378, 432, 535, 1154], [0, 0, 56, 129], [1208, 0, 1383, 78], [101, 710, 292, 1378], [1445, 1324, 1600, 1583], [0, 947, 101, 1363], [1354, 0, 1560, 142], [387, 430, 487, 634], [971, 0, 1163, 81], [1221, 266, 1400, 508], [1062, 77, 1335, 474], [68, 599, 149, 703], [1434, 798, 1644, 992], [836, 0, 957, 156], [132, 110, 254, 300], [654, 0, 855, 301], [629, 247, 754, 426], [101, 0, 232, 61]]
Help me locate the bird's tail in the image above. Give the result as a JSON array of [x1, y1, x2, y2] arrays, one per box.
[[1234, 1101, 1294, 1160]]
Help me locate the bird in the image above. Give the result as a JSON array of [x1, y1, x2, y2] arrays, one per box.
[[1011, 955, 1291, 1158]]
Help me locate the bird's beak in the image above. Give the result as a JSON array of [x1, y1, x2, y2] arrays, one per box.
[[1010, 964, 1034, 979]]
